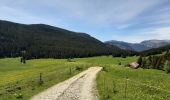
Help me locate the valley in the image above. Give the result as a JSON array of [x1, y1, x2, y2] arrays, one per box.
[[0, 56, 170, 100], [1, 1, 170, 99]]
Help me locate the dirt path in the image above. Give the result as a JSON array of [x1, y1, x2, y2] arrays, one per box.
[[31, 67, 102, 100]]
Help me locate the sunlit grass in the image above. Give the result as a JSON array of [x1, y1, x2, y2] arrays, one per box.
[[96, 65, 170, 100], [0, 58, 92, 100], [1, 56, 170, 100]]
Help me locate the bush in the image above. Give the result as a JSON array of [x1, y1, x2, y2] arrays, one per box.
[[14, 93, 23, 99], [102, 67, 108, 72], [164, 60, 170, 74], [137, 56, 143, 67], [75, 66, 83, 71], [118, 62, 121, 65]]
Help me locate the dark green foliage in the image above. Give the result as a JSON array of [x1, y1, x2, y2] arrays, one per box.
[[118, 62, 121, 65], [75, 66, 83, 71], [139, 52, 170, 73], [164, 60, 170, 73], [0, 20, 134, 59], [137, 56, 143, 66], [102, 67, 108, 72], [141, 45, 170, 56], [153, 56, 164, 69], [141, 57, 147, 68], [121, 54, 127, 58], [141, 56, 165, 70], [14, 93, 23, 99], [21, 51, 26, 64]]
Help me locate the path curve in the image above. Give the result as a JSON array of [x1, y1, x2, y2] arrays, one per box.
[[31, 67, 102, 100]]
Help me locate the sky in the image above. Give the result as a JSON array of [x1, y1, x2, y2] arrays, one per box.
[[0, 0, 170, 43]]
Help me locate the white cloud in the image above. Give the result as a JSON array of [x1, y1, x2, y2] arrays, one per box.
[[112, 27, 170, 43], [0, 6, 50, 24], [0, 0, 161, 25], [0, 0, 170, 42], [150, 27, 170, 38]]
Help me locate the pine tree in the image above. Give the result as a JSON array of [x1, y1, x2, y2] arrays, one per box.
[[141, 57, 147, 69], [137, 56, 143, 67], [164, 60, 170, 73], [21, 51, 26, 64]]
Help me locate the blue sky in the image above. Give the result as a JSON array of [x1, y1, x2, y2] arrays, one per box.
[[0, 0, 170, 43]]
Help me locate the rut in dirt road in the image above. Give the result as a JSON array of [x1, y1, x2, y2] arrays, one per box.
[[31, 67, 102, 100]]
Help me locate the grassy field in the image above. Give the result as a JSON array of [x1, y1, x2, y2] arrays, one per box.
[[97, 65, 170, 100], [0, 58, 92, 100], [75, 56, 137, 65], [76, 56, 170, 100], [0, 56, 170, 100]]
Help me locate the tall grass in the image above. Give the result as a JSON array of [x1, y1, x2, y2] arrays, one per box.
[[97, 65, 170, 100]]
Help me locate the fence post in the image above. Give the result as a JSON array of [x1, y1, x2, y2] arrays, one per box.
[[39, 73, 43, 85]]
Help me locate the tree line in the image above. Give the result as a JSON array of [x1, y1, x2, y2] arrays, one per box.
[[138, 51, 170, 73], [0, 20, 137, 59]]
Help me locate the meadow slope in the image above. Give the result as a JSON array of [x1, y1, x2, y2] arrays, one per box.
[[0, 58, 92, 100], [0, 56, 170, 100]]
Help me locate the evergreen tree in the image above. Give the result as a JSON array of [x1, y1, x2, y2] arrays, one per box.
[[164, 60, 170, 73], [137, 56, 143, 67], [141, 57, 147, 69], [21, 51, 26, 64]]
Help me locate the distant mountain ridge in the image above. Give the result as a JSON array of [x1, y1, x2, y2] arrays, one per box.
[[105, 40, 170, 52]]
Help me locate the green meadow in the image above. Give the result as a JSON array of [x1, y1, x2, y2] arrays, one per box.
[[0, 58, 92, 100], [75, 56, 170, 100], [97, 65, 170, 100], [0, 56, 170, 100]]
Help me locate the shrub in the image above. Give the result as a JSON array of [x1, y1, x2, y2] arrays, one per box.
[[118, 62, 121, 65], [75, 66, 83, 71], [16, 86, 22, 90], [102, 67, 108, 72], [137, 56, 143, 67], [14, 93, 23, 99]]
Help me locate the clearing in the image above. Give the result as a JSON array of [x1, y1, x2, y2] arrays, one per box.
[[31, 67, 102, 100]]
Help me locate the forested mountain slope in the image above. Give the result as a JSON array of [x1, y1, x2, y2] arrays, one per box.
[[0, 20, 132, 59]]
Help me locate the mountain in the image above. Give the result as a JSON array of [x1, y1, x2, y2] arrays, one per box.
[[0, 20, 130, 59], [105, 40, 150, 51], [140, 44, 170, 56], [105, 40, 134, 50], [105, 40, 170, 52], [141, 40, 170, 48]]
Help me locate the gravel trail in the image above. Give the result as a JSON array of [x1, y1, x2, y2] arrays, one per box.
[[31, 67, 102, 100]]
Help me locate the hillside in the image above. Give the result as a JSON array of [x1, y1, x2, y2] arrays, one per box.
[[0, 20, 130, 59], [105, 40, 134, 50], [140, 44, 170, 56], [105, 40, 170, 52]]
